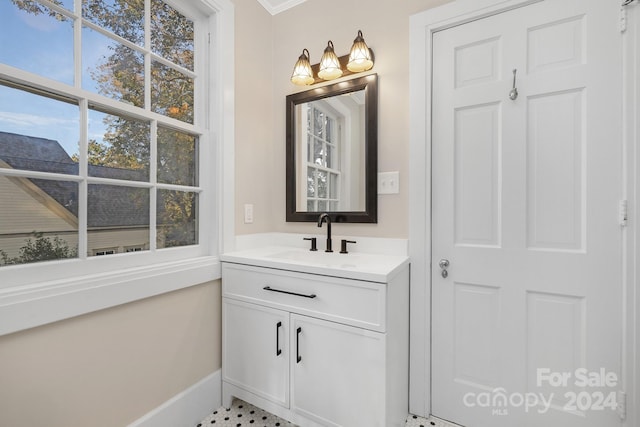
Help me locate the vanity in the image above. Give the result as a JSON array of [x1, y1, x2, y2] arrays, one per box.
[[221, 244, 409, 427]]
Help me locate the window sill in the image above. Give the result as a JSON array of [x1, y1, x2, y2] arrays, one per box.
[[0, 256, 221, 336]]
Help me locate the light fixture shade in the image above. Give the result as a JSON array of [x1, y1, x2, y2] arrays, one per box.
[[291, 49, 314, 85], [318, 41, 343, 80], [347, 30, 373, 73]]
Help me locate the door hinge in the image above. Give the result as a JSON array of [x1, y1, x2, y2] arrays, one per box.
[[619, 200, 628, 227], [617, 390, 627, 420]]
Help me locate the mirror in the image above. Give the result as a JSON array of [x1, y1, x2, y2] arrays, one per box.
[[286, 74, 377, 223]]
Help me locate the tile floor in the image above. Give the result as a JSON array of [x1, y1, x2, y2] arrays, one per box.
[[196, 398, 461, 427]]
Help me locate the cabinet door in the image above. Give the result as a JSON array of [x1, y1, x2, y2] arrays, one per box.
[[223, 299, 289, 407], [291, 314, 386, 427]]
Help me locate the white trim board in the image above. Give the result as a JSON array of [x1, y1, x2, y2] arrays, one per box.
[[0, 257, 221, 336], [409, 0, 639, 421], [623, 3, 640, 427], [128, 370, 221, 427]]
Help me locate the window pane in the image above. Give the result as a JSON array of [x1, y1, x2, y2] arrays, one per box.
[[326, 116, 333, 143], [151, 0, 194, 71], [317, 170, 327, 198], [87, 184, 149, 256], [0, 178, 78, 267], [0, 2, 74, 85], [157, 127, 197, 186], [151, 61, 194, 123], [307, 168, 315, 197], [157, 190, 197, 248], [0, 85, 79, 175], [88, 109, 149, 181], [82, 0, 145, 46], [313, 140, 323, 166], [313, 109, 323, 138], [326, 144, 333, 168], [83, 26, 145, 107]]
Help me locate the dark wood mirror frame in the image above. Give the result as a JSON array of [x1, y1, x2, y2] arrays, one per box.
[[286, 74, 378, 223]]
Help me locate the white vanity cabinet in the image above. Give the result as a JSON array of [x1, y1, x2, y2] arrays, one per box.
[[221, 251, 409, 427]]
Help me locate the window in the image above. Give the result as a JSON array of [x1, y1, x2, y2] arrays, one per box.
[[0, 0, 233, 335], [0, 0, 210, 271], [304, 102, 342, 212]]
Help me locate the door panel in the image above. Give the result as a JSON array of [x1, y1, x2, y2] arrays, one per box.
[[431, 1, 622, 426], [290, 314, 386, 427], [222, 299, 289, 407]]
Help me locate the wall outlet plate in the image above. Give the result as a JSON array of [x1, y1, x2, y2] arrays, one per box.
[[378, 171, 400, 194]]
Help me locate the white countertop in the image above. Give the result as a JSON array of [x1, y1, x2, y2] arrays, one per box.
[[221, 245, 409, 283]]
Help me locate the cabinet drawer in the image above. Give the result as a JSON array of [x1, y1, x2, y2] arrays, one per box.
[[222, 263, 386, 332]]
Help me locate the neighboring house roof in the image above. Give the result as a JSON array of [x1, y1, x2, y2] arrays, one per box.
[[0, 131, 150, 228]]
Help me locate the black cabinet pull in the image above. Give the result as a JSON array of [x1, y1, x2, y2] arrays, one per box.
[[263, 286, 317, 299], [296, 327, 302, 363], [276, 321, 282, 356]]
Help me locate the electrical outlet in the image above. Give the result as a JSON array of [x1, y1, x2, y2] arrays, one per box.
[[378, 171, 400, 194], [244, 204, 254, 224]]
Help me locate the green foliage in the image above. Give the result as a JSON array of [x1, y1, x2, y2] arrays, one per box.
[[0, 233, 77, 266], [11, 0, 67, 21]]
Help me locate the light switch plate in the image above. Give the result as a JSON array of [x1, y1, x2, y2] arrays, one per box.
[[244, 204, 254, 224], [378, 171, 400, 194]]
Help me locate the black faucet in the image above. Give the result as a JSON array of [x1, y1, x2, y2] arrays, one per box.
[[317, 213, 332, 252]]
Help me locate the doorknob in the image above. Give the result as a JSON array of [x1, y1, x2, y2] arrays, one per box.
[[439, 259, 450, 278]]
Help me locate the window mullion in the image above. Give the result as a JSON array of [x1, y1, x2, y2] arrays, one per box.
[[78, 99, 89, 260], [73, 2, 82, 90], [150, 120, 158, 252], [145, 0, 152, 112]]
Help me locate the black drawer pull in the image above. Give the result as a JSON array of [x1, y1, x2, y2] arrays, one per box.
[[263, 286, 317, 299], [276, 321, 282, 356], [296, 326, 302, 363]]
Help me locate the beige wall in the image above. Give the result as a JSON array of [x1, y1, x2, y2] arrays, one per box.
[[0, 281, 221, 427], [234, 0, 450, 238]]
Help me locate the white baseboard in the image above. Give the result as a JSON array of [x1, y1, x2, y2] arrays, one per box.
[[128, 370, 221, 427]]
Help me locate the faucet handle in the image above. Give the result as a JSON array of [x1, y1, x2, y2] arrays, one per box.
[[303, 237, 317, 251], [340, 239, 357, 254]]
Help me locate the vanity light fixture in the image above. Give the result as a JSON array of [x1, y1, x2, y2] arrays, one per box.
[[318, 40, 343, 81], [347, 30, 374, 72], [290, 48, 315, 86], [290, 31, 375, 86]]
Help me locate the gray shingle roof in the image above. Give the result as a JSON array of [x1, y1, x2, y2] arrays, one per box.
[[0, 131, 150, 227]]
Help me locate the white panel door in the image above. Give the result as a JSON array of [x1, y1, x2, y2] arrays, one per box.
[[431, 1, 622, 426]]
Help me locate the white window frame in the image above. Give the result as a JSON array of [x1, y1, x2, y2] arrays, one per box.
[[0, 0, 234, 336]]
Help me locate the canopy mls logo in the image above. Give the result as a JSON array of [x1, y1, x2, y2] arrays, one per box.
[[463, 368, 620, 416]]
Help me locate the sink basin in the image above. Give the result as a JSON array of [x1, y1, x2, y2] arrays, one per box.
[[266, 250, 362, 269]]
